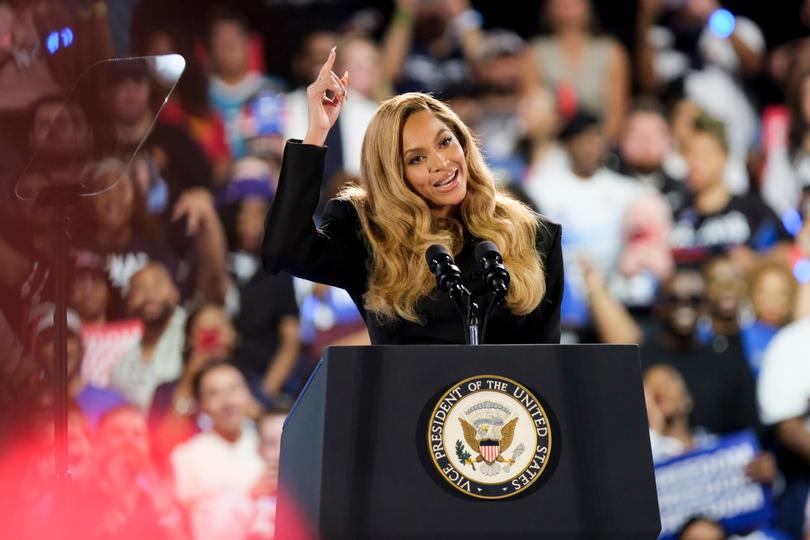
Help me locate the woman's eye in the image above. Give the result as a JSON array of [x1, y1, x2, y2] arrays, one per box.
[[408, 155, 424, 165], [440, 137, 452, 147]]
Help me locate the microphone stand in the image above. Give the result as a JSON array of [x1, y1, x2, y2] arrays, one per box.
[[466, 298, 480, 345]]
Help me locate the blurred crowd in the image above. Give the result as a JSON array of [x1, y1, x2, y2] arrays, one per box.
[[1, 0, 810, 539]]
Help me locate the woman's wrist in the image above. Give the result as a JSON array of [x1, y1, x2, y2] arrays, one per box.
[[303, 129, 329, 147]]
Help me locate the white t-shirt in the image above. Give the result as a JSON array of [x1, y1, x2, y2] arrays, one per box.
[[757, 318, 810, 426], [111, 307, 186, 409], [171, 426, 266, 540], [527, 167, 647, 302]]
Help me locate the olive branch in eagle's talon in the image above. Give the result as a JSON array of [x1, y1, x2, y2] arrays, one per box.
[[455, 439, 476, 471]]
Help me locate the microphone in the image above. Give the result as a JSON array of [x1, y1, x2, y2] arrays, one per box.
[[426, 244, 468, 300], [426, 244, 479, 344], [475, 241, 510, 295], [475, 241, 510, 344]]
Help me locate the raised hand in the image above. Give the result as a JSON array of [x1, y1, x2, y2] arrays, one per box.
[[303, 46, 349, 147]]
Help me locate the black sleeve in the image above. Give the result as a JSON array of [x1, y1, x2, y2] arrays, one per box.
[[522, 221, 563, 344], [274, 272, 300, 319], [261, 140, 368, 294]]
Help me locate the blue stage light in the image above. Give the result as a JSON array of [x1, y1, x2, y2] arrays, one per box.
[[794, 259, 810, 284], [708, 9, 735, 39], [782, 208, 803, 236], [61, 27, 73, 48], [46, 31, 59, 54]]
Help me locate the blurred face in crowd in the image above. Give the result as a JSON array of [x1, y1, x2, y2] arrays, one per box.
[[146, 30, 174, 56], [477, 53, 523, 95], [670, 98, 701, 149], [657, 271, 705, 339], [402, 110, 468, 218], [258, 413, 285, 467], [518, 87, 558, 142], [567, 125, 606, 178], [338, 38, 380, 98], [92, 171, 135, 233], [237, 196, 270, 253], [30, 102, 93, 160], [751, 267, 794, 327], [95, 408, 151, 490], [546, 0, 591, 31], [36, 329, 83, 380], [684, 132, 726, 194], [679, 518, 726, 540], [620, 111, 671, 174], [198, 364, 251, 439], [110, 77, 151, 125], [189, 304, 238, 358], [703, 257, 744, 322], [295, 31, 339, 84], [210, 19, 250, 80], [127, 263, 179, 324], [643, 364, 693, 422], [70, 270, 109, 323]]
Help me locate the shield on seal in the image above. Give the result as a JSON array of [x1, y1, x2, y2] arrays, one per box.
[[480, 440, 500, 463]]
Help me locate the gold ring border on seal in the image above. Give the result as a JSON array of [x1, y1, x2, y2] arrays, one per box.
[[426, 373, 553, 500]]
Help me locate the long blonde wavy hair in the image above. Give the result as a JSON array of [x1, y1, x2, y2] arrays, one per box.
[[340, 93, 546, 323]]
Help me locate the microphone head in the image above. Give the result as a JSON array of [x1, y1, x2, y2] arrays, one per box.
[[426, 244, 451, 272], [475, 240, 501, 264]]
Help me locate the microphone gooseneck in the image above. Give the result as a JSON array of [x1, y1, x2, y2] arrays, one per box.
[[426, 244, 479, 345]]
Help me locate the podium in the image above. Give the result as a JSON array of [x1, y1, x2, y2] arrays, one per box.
[[276, 345, 661, 539]]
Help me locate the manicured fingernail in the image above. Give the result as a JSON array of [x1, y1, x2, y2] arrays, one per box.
[[330, 46, 336, 54]]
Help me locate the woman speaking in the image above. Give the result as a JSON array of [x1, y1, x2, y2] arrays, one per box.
[[262, 48, 563, 344]]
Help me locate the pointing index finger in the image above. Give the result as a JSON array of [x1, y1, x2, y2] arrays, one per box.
[[318, 46, 337, 80]]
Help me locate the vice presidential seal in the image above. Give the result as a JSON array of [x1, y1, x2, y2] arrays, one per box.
[[427, 375, 552, 499]]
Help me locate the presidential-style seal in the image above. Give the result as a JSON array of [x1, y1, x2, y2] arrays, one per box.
[[427, 375, 552, 499]]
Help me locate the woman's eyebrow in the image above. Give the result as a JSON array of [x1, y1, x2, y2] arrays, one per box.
[[403, 129, 451, 155]]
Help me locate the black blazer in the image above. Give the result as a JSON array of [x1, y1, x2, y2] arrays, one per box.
[[262, 140, 564, 344]]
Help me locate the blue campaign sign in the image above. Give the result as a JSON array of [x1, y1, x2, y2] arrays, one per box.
[[654, 430, 772, 539]]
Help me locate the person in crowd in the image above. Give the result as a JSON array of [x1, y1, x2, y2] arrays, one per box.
[[758, 315, 810, 539], [17, 305, 128, 428], [517, 85, 567, 187], [636, 0, 765, 184], [141, 24, 231, 187], [263, 49, 563, 345], [69, 249, 143, 388], [522, 0, 629, 140], [644, 363, 775, 481], [742, 259, 797, 379], [666, 95, 748, 196], [298, 281, 370, 369], [676, 516, 726, 540], [148, 302, 239, 469], [248, 405, 290, 540], [640, 270, 759, 435], [699, 255, 748, 351], [670, 113, 792, 269], [207, 6, 285, 160], [527, 110, 646, 337], [468, 29, 526, 174], [79, 405, 188, 540], [380, 0, 485, 96], [615, 97, 690, 214], [76, 158, 228, 311], [171, 360, 266, 540], [111, 261, 187, 409], [219, 179, 302, 399], [767, 70, 810, 213], [283, 30, 344, 190], [107, 59, 215, 207]]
